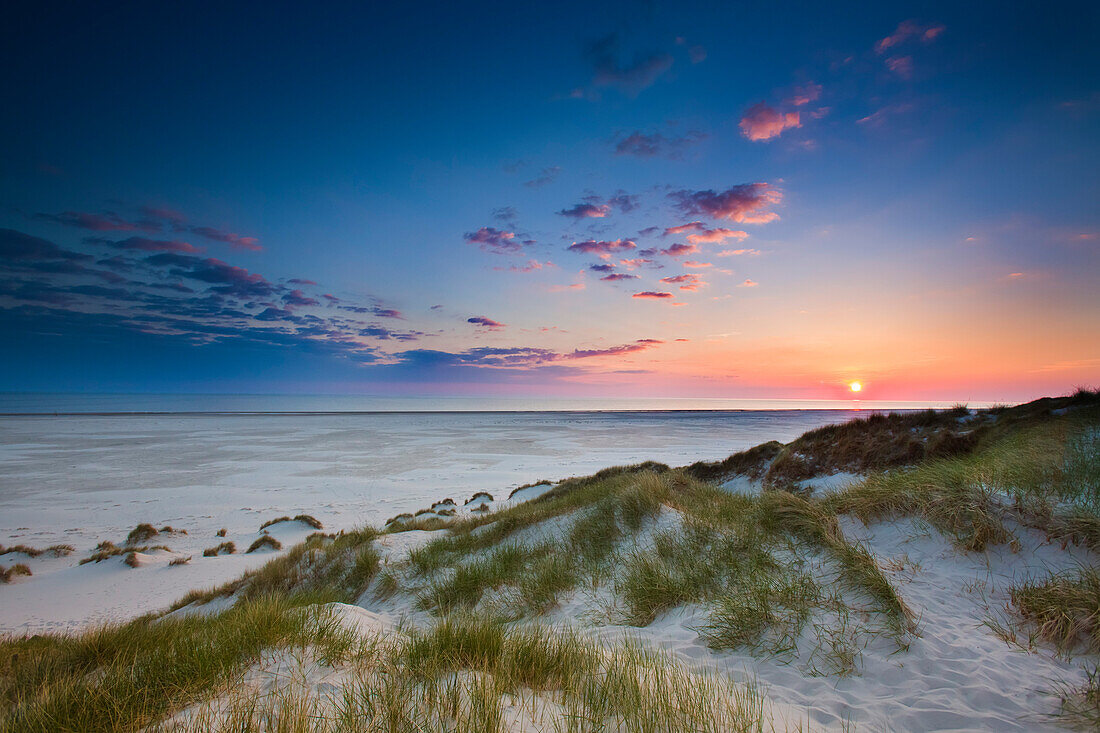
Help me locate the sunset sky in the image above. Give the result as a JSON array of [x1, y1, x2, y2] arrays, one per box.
[[2, 2, 1098, 402]]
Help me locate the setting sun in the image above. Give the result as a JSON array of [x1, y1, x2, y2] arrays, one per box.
[[849, 381, 863, 393]]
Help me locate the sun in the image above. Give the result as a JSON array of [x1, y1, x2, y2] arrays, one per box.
[[849, 381, 862, 393]]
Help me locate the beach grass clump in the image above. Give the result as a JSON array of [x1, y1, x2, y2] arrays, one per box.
[[79, 541, 126, 564], [0, 544, 74, 558], [1010, 567, 1100, 655], [0, 596, 351, 732], [216, 528, 227, 537], [169, 556, 191, 566], [202, 542, 236, 557], [0, 565, 32, 584], [125, 523, 160, 546], [246, 535, 282, 553], [259, 514, 324, 531]]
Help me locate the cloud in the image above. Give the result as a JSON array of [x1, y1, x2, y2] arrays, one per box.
[[163, 257, 275, 298], [287, 278, 317, 285], [664, 222, 749, 244], [586, 34, 674, 96], [589, 263, 616, 273], [558, 202, 610, 219], [683, 260, 711, 268], [467, 315, 506, 330], [717, 248, 761, 257], [875, 20, 945, 54], [549, 282, 585, 292], [613, 130, 705, 158], [567, 239, 636, 258], [739, 102, 801, 141], [856, 103, 914, 128], [670, 184, 781, 224], [464, 226, 533, 254], [607, 192, 640, 213], [660, 273, 705, 292], [885, 55, 914, 79], [525, 166, 561, 188], [657, 243, 699, 258], [184, 226, 261, 251], [89, 236, 204, 254], [494, 259, 552, 273], [600, 273, 638, 281], [786, 83, 822, 106], [283, 289, 319, 308], [566, 339, 659, 358], [632, 291, 673, 299], [492, 206, 518, 222], [619, 258, 657, 270], [738, 279, 759, 287], [37, 211, 160, 233], [1, 228, 90, 262], [688, 45, 706, 64]]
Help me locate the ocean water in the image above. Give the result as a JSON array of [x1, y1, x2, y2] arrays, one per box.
[[0, 392, 970, 414]]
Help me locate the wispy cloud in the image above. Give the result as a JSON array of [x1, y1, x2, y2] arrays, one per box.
[[613, 130, 706, 158], [558, 202, 611, 219], [568, 239, 636, 258], [468, 315, 506, 330], [525, 166, 561, 188], [585, 33, 674, 96], [875, 20, 945, 54]]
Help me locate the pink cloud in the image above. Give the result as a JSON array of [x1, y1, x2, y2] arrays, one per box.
[[717, 248, 760, 257], [632, 291, 674, 299], [105, 236, 203, 254], [495, 259, 553, 273], [670, 183, 781, 224], [875, 20, 945, 54], [886, 55, 914, 79], [664, 221, 749, 244], [683, 260, 712, 268], [465, 226, 531, 254], [619, 258, 655, 270], [658, 243, 699, 258], [787, 83, 822, 106], [566, 339, 661, 359], [601, 273, 638, 281], [40, 211, 159, 233], [738, 279, 759, 288], [739, 103, 801, 142], [568, 239, 636, 258], [468, 315, 506, 330]]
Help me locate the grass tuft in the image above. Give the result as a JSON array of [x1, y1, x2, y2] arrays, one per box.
[[202, 542, 237, 557], [246, 535, 283, 553], [0, 564, 32, 584]]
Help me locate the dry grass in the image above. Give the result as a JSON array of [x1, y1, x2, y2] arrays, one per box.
[[259, 515, 323, 531], [246, 535, 283, 553], [1011, 568, 1100, 655], [0, 565, 32, 584], [0, 544, 74, 558], [203, 542, 237, 557]]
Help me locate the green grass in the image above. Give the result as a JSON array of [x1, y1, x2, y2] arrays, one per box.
[[0, 596, 355, 733]]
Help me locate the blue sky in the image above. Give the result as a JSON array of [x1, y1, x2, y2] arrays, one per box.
[[2, 1, 1098, 400]]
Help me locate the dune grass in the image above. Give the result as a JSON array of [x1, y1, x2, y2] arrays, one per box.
[[259, 514, 324, 531], [126, 523, 160, 546], [0, 544, 74, 558], [0, 565, 32, 584], [0, 596, 354, 733], [162, 614, 768, 733], [1010, 567, 1100, 655], [245, 535, 282, 553], [202, 542, 236, 557]]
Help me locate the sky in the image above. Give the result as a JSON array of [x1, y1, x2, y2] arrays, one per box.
[[1, 1, 1098, 403]]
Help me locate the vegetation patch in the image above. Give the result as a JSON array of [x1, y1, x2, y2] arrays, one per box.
[[202, 542, 237, 557], [0, 544, 74, 558], [125, 523, 160, 546], [246, 535, 283, 553], [0, 565, 32, 584], [259, 514, 324, 531]]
